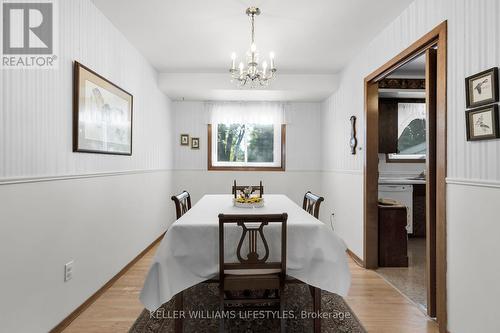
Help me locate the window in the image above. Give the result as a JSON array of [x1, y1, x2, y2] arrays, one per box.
[[207, 102, 285, 171], [387, 102, 426, 163]]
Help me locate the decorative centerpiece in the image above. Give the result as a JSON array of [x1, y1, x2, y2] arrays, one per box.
[[233, 186, 264, 208]]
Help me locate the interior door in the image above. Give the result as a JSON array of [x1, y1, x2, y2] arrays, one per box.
[[425, 47, 437, 317]]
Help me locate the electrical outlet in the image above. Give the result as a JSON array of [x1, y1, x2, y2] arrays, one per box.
[[65, 261, 74, 282]]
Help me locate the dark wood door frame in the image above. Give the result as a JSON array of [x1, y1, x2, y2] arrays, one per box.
[[363, 21, 447, 333]]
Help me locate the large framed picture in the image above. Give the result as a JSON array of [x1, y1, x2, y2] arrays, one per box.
[[465, 67, 499, 108], [465, 104, 499, 141], [73, 62, 133, 155]]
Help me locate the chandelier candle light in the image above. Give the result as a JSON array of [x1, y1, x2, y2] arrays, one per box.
[[230, 7, 276, 88]]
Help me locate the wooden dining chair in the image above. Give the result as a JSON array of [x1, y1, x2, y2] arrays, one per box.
[[171, 191, 192, 219], [218, 213, 287, 333], [303, 191, 324, 219], [232, 180, 264, 198]]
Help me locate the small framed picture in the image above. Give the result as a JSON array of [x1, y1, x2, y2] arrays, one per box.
[[191, 137, 200, 149], [465, 67, 499, 108], [466, 105, 499, 141], [180, 134, 189, 146]]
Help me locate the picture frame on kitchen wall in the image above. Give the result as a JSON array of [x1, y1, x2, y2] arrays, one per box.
[[465, 104, 500, 141], [465, 67, 499, 108]]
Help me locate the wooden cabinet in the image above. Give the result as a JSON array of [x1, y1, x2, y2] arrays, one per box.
[[378, 204, 409, 267], [412, 184, 426, 237], [378, 99, 398, 153]]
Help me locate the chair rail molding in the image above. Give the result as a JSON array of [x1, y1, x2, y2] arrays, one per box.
[[446, 178, 500, 189], [0, 169, 173, 186]]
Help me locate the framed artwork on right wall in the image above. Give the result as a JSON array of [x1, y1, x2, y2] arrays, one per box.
[[465, 67, 499, 108], [465, 104, 500, 141]]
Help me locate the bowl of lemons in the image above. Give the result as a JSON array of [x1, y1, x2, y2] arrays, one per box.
[[233, 195, 264, 208]]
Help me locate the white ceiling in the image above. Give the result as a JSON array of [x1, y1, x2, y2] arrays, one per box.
[[387, 53, 426, 78], [92, 0, 414, 100]]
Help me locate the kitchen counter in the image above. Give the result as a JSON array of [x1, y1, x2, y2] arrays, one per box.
[[378, 177, 426, 185]]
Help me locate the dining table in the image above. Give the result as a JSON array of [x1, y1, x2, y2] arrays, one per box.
[[140, 194, 351, 332]]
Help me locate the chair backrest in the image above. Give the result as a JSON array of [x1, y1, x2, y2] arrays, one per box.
[[232, 180, 264, 198], [218, 213, 287, 279], [303, 191, 324, 219], [171, 191, 192, 219]]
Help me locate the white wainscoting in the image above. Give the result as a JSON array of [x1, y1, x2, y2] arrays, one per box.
[[320, 0, 500, 331], [447, 183, 500, 333], [0, 171, 176, 333], [320, 170, 363, 258]]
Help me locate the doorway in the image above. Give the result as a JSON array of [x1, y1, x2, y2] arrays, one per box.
[[363, 22, 447, 333]]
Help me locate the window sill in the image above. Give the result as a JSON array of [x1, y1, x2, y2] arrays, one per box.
[[208, 166, 285, 172]]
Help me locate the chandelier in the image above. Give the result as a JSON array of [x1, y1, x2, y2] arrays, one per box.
[[229, 7, 276, 88]]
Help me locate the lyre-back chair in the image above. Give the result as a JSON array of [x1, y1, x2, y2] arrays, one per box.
[[232, 180, 264, 198], [218, 213, 287, 333], [303, 191, 324, 219], [171, 191, 192, 220]]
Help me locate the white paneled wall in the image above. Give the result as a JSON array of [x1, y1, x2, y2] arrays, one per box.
[[320, 0, 500, 332], [0, 1, 175, 332], [0, 0, 173, 180], [172, 101, 323, 208]]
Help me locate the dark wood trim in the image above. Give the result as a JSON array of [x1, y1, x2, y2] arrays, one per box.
[[49, 232, 166, 333], [346, 249, 364, 267], [364, 22, 446, 83], [207, 124, 286, 172], [73, 61, 134, 156], [363, 21, 447, 333], [435, 22, 448, 333], [426, 47, 438, 317], [363, 81, 380, 269], [379, 78, 426, 90]]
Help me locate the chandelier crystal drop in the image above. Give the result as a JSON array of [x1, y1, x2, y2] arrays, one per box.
[[229, 7, 276, 88]]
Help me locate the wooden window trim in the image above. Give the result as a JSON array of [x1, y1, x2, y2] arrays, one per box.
[[207, 124, 286, 172]]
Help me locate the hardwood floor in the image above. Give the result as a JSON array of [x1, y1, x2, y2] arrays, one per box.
[[346, 259, 438, 333], [61, 244, 438, 333]]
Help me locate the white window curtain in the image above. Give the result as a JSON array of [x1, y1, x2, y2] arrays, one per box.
[[206, 102, 286, 125]]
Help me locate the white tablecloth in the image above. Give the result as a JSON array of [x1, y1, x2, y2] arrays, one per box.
[[140, 194, 351, 311]]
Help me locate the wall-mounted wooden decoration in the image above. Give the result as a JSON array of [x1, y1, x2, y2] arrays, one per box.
[[350, 116, 358, 155]]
